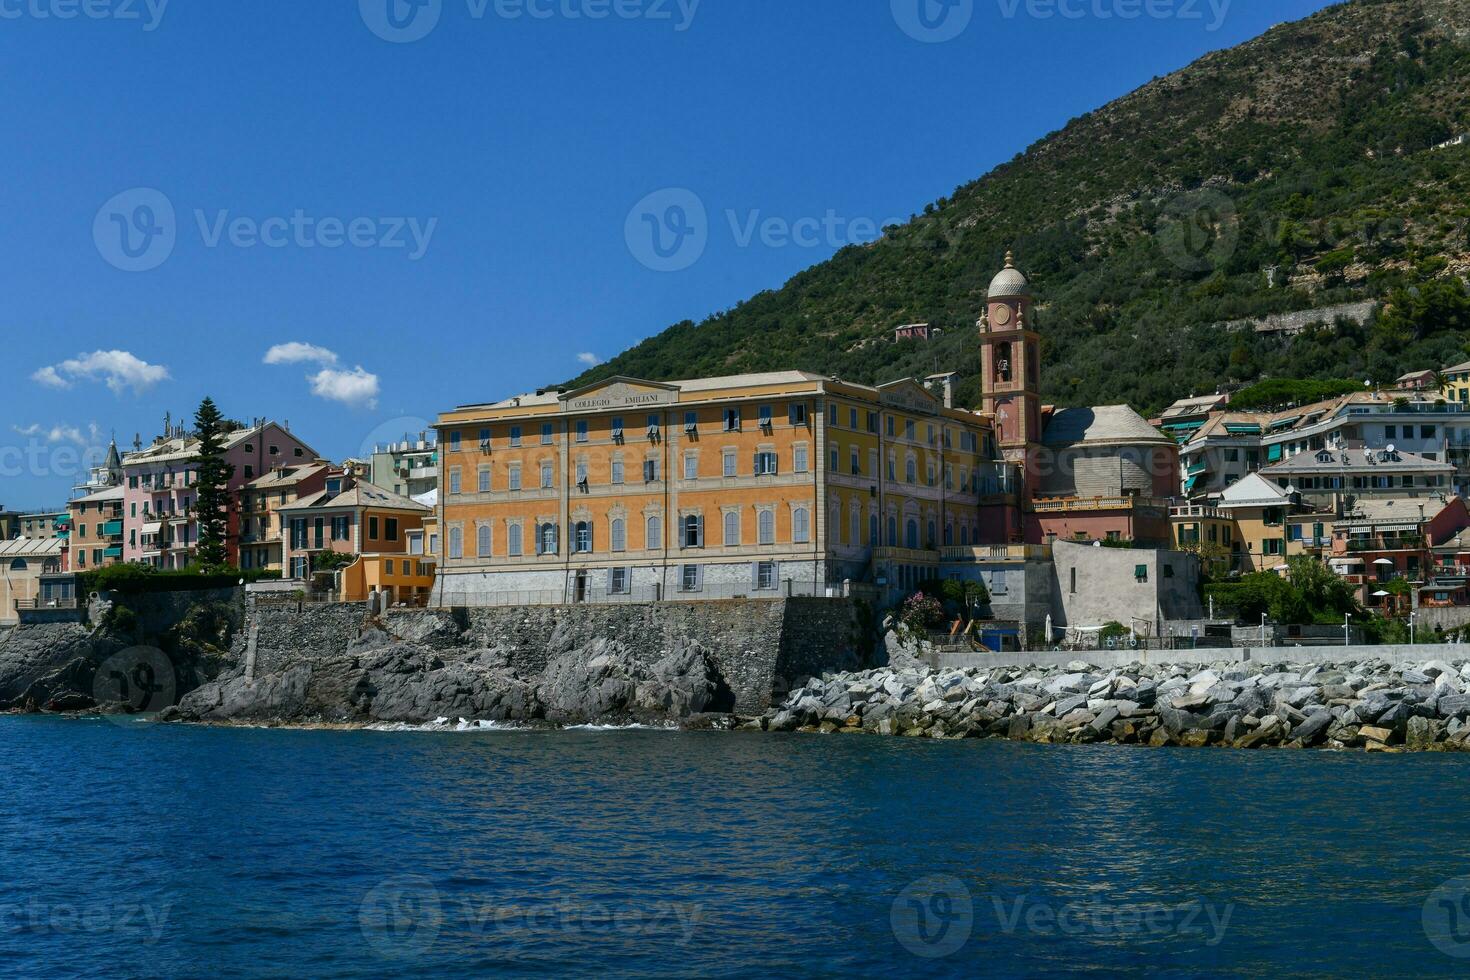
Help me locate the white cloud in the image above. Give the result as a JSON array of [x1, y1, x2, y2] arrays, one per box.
[[12, 421, 101, 446], [264, 342, 339, 367], [32, 350, 169, 395], [576, 352, 602, 367], [309, 367, 380, 410]]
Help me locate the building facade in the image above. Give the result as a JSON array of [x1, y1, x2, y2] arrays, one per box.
[[62, 485, 125, 572], [278, 475, 430, 582], [122, 420, 316, 569], [433, 371, 1013, 604], [238, 463, 334, 571]]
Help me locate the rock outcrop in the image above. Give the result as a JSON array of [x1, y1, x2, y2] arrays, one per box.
[[171, 633, 734, 727], [756, 657, 1470, 751]]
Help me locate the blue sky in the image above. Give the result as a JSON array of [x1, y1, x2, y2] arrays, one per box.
[[0, 0, 1339, 509]]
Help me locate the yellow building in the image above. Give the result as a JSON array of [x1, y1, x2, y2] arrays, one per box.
[[63, 485, 125, 571], [434, 371, 1014, 604], [1443, 359, 1470, 405], [238, 462, 333, 572], [342, 553, 437, 606]]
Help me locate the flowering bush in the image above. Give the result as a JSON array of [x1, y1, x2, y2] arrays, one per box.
[[901, 592, 946, 632]]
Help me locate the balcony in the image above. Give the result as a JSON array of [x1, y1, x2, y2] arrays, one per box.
[[874, 546, 940, 564], [941, 544, 1050, 563], [101, 520, 123, 537], [1032, 496, 1171, 514], [1345, 535, 1425, 552]]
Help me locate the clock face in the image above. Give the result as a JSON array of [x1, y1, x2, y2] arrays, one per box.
[[992, 304, 1012, 327]]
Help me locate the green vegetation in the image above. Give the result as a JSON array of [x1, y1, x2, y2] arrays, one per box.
[[1228, 378, 1365, 411], [82, 563, 280, 595], [192, 397, 235, 571], [1206, 556, 1363, 625], [568, 0, 1470, 416], [1098, 621, 1130, 645]]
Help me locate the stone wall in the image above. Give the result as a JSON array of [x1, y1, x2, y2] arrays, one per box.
[[935, 643, 1466, 671], [1217, 300, 1377, 336], [246, 596, 864, 714], [1051, 542, 1203, 628]]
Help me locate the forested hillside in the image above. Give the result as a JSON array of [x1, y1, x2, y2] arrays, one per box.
[[571, 0, 1470, 415]]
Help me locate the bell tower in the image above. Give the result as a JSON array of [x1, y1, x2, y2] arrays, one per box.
[[979, 251, 1042, 483]]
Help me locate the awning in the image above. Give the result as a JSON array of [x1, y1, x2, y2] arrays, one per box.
[[1270, 416, 1301, 429], [1187, 460, 1207, 475], [1267, 444, 1283, 463], [1163, 421, 1204, 432], [142, 522, 162, 535], [1183, 475, 1200, 493], [1330, 558, 1363, 567], [1226, 424, 1263, 434], [1374, 558, 1397, 565]]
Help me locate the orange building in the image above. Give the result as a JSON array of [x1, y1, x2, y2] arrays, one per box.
[[277, 473, 429, 581], [434, 372, 1017, 604]]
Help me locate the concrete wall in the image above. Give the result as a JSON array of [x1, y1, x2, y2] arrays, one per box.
[[937, 642, 1466, 671], [1050, 541, 1203, 628]]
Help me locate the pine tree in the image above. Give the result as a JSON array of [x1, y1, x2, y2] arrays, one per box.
[[192, 397, 235, 571]]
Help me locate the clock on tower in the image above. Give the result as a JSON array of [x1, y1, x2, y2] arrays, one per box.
[[979, 252, 1042, 485]]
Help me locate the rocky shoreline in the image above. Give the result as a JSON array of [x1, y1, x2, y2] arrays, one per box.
[[751, 657, 1470, 752]]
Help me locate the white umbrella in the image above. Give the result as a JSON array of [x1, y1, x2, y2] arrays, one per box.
[[1372, 590, 1391, 597], [1373, 558, 1396, 566]]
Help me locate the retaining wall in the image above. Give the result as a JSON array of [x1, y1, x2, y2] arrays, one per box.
[[936, 643, 1467, 672]]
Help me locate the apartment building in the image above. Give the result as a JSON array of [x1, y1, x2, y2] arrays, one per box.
[[367, 434, 438, 498], [62, 485, 125, 571], [122, 420, 317, 569], [1179, 393, 1470, 497], [433, 371, 1011, 604], [238, 462, 334, 571], [278, 474, 429, 581]]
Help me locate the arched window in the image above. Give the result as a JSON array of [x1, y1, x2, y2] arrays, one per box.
[[724, 511, 740, 546], [906, 519, 919, 550], [477, 524, 492, 558], [927, 520, 937, 549], [9, 558, 26, 571], [905, 457, 917, 483], [758, 510, 775, 545], [508, 523, 523, 557], [944, 522, 954, 547], [448, 527, 463, 559], [960, 525, 970, 546], [646, 515, 662, 550], [869, 514, 878, 547], [575, 521, 592, 553], [610, 518, 626, 553], [683, 514, 703, 548], [793, 508, 810, 544], [849, 509, 860, 547], [887, 516, 897, 546], [539, 522, 558, 555]]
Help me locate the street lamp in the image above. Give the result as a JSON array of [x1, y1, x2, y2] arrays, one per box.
[[1261, 611, 1268, 646], [1344, 613, 1352, 648]]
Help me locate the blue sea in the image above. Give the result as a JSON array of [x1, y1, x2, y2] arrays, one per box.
[[3, 716, 1470, 978]]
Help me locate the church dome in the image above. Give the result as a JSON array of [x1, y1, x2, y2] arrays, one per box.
[[988, 251, 1030, 299]]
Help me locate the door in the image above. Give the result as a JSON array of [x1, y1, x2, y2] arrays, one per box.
[[574, 571, 588, 603]]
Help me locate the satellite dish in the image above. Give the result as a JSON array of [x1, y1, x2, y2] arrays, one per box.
[[1387, 444, 1396, 455]]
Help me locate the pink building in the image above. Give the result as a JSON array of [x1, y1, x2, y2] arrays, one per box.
[[894, 323, 938, 342], [122, 421, 317, 569]]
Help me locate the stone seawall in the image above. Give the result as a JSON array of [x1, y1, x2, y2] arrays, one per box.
[[181, 596, 867, 724]]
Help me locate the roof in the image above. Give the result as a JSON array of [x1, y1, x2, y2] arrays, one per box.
[[71, 485, 125, 505], [1158, 393, 1229, 420], [1216, 473, 1288, 508], [0, 537, 63, 558], [1336, 496, 1449, 529], [1262, 447, 1454, 477], [1042, 405, 1172, 447], [457, 370, 829, 412], [122, 422, 316, 467], [412, 488, 438, 509], [988, 252, 1030, 299], [244, 463, 330, 490], [277, 479, 429, 514]]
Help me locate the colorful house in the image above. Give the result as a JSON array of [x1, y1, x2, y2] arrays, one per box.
[[277, 475, 430, 582], [63, 485, 125, 572], [238, 462, 334, 572]]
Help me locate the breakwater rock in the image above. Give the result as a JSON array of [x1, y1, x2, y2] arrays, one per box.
[[757, 657, 1470, 751]]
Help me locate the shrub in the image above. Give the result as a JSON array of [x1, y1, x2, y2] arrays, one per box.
[[900, 592, 946, 632]]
